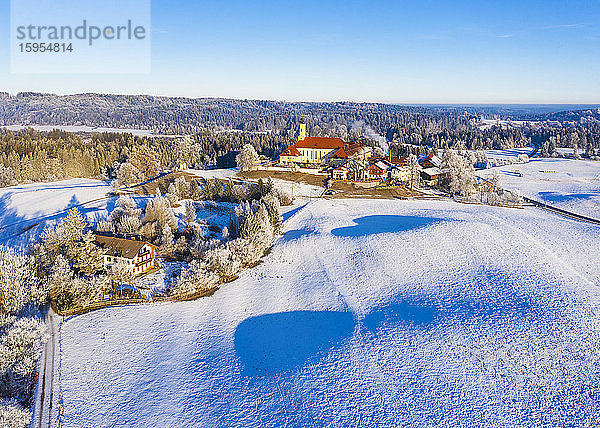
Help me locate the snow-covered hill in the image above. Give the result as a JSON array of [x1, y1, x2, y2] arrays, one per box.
[[56, 198, 600, 427], [0, 178, 111, 247]]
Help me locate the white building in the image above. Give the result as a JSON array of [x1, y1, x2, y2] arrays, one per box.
[[94, 235, 157, 275]]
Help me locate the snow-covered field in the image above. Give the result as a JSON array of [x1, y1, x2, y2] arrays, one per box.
[[484, 147, 532, 163], [56, 198, 600, 427], [1, 124, 164, 137], [0, 178, 112, 247], [478, 158, 600, 218]]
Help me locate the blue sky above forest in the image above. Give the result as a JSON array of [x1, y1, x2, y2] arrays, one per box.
[[0, 0, 599, 103]]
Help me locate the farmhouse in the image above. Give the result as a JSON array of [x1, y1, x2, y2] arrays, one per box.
[[366, 160, 390, 181], [419, 153, 442, 169], [94, 235, 157, 275], [332, 166, 348, 180], [421, 167, 445, 186]]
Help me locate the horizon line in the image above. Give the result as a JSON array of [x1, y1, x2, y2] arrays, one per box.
[[1, 90, 600, 107]]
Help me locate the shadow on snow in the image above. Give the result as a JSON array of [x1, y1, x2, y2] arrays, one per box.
[[234, 310, 354, 376], [331, 215, 444, 238], [538, 190, 600, 204]]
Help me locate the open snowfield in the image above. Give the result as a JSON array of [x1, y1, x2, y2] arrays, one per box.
[[0, 178, 112, 247], [56, 198, 600, 427], [484, 147, 532, 163], [1, 124, 161, 137], [478, 158, 600, 218]]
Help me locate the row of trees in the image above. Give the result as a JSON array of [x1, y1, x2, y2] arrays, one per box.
[[0, 129, 293, 188], [438, 150, 523, 206], [170, 190, 284, 295], [0, 249, 48, 427]]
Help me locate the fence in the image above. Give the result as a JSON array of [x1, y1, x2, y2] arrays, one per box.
[[52, 286, 219, 317]]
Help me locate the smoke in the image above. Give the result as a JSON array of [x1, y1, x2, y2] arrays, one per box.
[[351, 120, 389, 153]]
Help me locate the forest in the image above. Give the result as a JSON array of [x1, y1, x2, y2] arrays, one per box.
[[0, 93, 599, 188]]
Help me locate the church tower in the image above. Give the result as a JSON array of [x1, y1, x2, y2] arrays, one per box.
[[298, 118, 306, 141]]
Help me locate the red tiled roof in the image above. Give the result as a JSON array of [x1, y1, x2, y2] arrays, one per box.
[[368, 156, 409, 166], [332, 142, 365, 159], [295, 137, 345, 150], [280, 144, 302, 157]]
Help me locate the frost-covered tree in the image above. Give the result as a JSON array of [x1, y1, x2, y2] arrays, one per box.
[[0, 166, 16, 188], [47, 255, 104, 311], [129, 145, 160, 181], [0, 399, 31, 428], [160, 223, 174, 256], [235, 144, 260, 172], [115, 216, 142, 236], [204, 246, 241, 279], [261, 193, 282, 233], [116, 162, 143, 187], [95, 220, 113, 233], [109, 196, 141, 223], [183, 201, 196, 232], [174, 176, 190, 200], [70, 231, 104, 276], [442, 151, 476, 196], [47, 255, 77, 311], [169, 260, 219, 295], [488, 170, 501, 191], [274, 187, 294, 206], [0, 249, 45, 315], [61, 208, 87, 248], [107, 260, 135, 287], [38, 208, 103, 276], [408, 154, 420, 190], [107, 196, 142, 236], [142, 196, 177, 233], [0, 317, 48, 403]]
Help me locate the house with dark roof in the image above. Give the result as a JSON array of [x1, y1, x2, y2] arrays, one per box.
[[94, 234, 158, 276]]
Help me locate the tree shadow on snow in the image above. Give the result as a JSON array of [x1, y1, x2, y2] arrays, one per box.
[[281, 202, 310, 222], [363, 293, 534, 334], [281, 228, 316, 241], [235, 310, 355, 376], [363, 301, 438, 332], [331, 215, 444, 238], [538, 190, 600, 204]]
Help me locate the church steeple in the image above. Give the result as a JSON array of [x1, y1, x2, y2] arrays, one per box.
[[298, 118, 306, 141]]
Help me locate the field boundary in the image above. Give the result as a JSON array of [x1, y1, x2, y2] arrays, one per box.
[[52, 286, 219, 317]]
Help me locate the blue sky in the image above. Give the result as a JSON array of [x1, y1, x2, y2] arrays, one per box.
[[1, 0, 599, 103]]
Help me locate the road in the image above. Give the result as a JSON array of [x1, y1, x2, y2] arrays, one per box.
[[32, 307, 59, 428], [522, 196, 600, 225]]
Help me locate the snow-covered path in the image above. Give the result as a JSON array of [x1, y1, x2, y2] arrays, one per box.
[[58, 199, 600, 427]]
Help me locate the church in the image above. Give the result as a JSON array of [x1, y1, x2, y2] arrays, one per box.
[[279, 120, 370, 167]]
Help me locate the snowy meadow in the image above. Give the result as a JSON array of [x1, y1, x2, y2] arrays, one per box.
[[479, 158, 600, 218], [57, 197, 600, 427]]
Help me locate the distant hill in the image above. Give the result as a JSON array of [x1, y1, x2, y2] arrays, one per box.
[[0, 92, 597, 135]]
